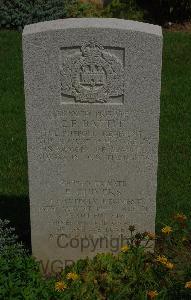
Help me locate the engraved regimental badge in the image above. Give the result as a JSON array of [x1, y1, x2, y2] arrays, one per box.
[[60, 39, 124, 104]]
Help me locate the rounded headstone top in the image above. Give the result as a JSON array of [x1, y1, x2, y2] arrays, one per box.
[[23, 18, 162, 37]]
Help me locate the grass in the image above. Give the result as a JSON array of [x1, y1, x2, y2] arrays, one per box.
[[0, 31, 28, 196], [0, 30, 191, 242], [0, 31, 30, 247], [157, 32, 191, 225]]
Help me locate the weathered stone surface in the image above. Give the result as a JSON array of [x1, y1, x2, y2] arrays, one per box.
[[23, 18, 162, 273]]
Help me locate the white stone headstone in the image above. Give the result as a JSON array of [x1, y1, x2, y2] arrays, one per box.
[[23, 18, 162, 273]]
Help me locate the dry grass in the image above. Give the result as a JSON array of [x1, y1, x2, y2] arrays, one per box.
[[165, 21, 191, 32]]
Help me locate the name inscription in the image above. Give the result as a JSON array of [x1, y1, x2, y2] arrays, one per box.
[[36, 109, 153, 162]]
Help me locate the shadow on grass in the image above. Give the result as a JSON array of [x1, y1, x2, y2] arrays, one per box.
[[0, 195, 31, 253]]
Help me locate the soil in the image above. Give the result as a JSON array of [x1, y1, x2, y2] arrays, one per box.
[[164, 21, 191, 32]]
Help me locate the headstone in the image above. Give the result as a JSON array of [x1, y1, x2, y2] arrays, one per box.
[[23, 18, 162, 273]]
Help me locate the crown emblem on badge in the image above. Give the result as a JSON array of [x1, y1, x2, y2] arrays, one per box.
[[81, 39, 104, 57], [60, 39, 124, 104]]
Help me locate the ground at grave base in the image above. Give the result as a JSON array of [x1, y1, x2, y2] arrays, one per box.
[[1, 215, 191, 299]]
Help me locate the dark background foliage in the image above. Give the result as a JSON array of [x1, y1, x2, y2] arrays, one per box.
[[138, 0, 191, 24], [0, 0, 75, 30], [0, 0, 191, 30]]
